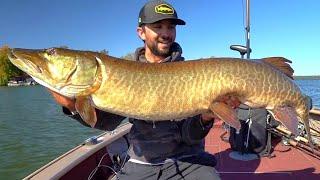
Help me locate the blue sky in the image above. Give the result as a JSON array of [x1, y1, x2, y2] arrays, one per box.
[[1, 0, 319, 75]]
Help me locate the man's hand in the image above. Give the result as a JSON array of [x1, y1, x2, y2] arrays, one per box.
[[47, 89, 76, 112]]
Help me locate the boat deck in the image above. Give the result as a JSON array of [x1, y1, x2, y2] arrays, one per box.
[[25, 120, 320, 180], [205, 120, 320, 180]]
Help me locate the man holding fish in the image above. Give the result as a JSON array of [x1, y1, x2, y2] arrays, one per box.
[[8, 0, 312, 179], [50, 0, 230, 179]]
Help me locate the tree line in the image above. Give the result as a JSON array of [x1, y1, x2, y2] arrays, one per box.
[[0, 46, 25, 86]]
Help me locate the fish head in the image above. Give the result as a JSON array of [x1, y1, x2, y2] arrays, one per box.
[[8, 48, 102, 98]]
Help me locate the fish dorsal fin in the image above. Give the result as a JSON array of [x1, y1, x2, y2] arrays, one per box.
[[261, 57, 294, 79]]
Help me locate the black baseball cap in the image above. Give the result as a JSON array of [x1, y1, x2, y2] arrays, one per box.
[[138, 0, 186, 26]]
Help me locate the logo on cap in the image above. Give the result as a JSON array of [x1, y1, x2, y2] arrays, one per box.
[[155, 4, 174, 14]]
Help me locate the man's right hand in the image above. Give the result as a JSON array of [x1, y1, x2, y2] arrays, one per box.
[[47, 89, 76, 112]]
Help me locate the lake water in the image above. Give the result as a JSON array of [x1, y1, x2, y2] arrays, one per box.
[[0, 80, 320, 179], [0, 86, 102, 179]]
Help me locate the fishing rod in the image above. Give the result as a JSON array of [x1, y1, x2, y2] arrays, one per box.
[[268, 126, 320, 160]]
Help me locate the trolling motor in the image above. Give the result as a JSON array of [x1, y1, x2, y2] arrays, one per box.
[[230, 45, 252, 59], [230, 0, 251, 59]]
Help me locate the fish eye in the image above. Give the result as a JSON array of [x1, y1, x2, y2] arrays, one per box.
[[46, 48, 56, 56]]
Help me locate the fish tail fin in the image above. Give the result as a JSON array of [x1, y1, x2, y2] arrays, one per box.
[[261, 57, 294, 79], [302, 113, 315, 153], [302, 95, 315, 152], [295, 94, 314, 152], [303, 94, 313, 111]]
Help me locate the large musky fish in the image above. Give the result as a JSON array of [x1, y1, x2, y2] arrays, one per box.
[[7, 47, 313, 149]]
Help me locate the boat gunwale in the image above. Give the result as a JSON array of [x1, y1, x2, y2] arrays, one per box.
[[23, 122, 132, 180]]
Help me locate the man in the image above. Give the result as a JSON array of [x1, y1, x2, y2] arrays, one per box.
[[50, 1, 240, 179]]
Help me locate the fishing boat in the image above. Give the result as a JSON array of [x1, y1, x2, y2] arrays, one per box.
[[22, 108, 320, 180]]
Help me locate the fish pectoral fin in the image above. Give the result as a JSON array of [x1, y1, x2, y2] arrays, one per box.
[[75, 96, 97, 128], [269, 107, 298, 135], [209, 102, 240, 132]]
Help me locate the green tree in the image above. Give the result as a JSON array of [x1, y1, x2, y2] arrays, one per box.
[[100, 49, 109, 55], [121, 52, 135, 61], [0, 46, 24, 86]]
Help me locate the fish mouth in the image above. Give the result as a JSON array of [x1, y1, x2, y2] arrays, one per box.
[[9, 50, 69, 96], [9, 49, 43, 74], [7, 49, 16, 60]]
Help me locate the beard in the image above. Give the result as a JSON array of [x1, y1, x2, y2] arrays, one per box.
[[146, 37, 173, 57]]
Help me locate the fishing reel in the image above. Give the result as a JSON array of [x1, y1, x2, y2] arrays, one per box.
[[297, 122, 306, 137], [281, 123, 307, 146]]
